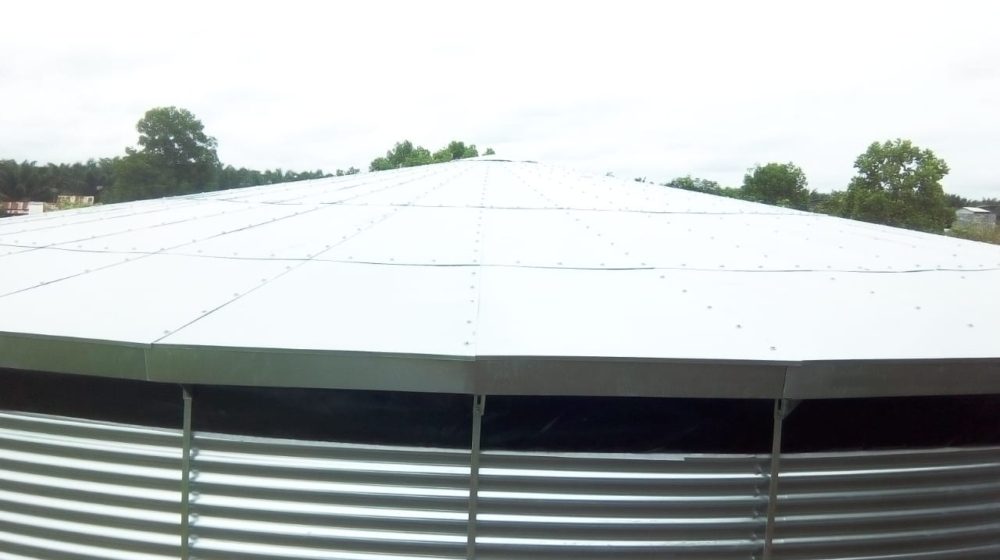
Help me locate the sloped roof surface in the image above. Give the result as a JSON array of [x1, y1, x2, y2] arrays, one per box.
[[1, 158, 999, 396]]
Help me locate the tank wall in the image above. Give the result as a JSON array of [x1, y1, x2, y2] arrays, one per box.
[[2, 368, 1000, 559]]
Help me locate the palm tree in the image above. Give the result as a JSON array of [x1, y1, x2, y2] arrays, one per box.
[[0, 161, 57, 202]]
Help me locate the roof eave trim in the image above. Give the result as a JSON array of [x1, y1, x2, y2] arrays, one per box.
[[2, 332, 999, 399]]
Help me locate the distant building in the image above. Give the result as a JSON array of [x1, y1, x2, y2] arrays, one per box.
[[955, 206, 997, 227], [56, 194, 95, 207], [1, 201, 44, 216]]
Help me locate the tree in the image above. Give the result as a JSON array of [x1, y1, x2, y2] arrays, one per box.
[[843, 139, 953, 232], [663, 175, 722, 195], [369, 140, 435, 171], [0, 160, 59, 202], [741, 163, 809, 209], [432, 147, 453, 163], [484, 148, 496, 156], [945, 193, 970, 208], [809, 190, 846, 216], [108, 152, 176, 200], [429, 141, 477, 163], [370, 139, 482, 171], [107, 107, 219, 201], [444, 141, 477, 160], [135, 107, 219, 187]]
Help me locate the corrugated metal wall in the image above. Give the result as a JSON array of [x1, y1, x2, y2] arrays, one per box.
[[474, 450, 769, 559], [2, 409, 1000, 559], [773, 447, 1000, 560], [187, 431, 472, 559], [0, 411, 182, 560]]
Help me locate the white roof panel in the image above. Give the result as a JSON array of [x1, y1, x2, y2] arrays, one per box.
[[474, 266, 1000, 361], [159, 261, 477, 357], [0, 254, 289, 343], [321, 206, 482, 265], [166, 205, 388, 261], [0, 249, 131, 296]]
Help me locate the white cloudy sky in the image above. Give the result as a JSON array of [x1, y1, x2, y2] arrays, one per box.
[[2, 0, 998, 197]]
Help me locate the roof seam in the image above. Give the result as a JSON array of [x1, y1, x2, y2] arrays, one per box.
[[4, 243, 997, 274], [197, 199, 813, 216], [470, 163, 490, 354]]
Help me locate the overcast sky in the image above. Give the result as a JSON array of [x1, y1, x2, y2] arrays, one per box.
[[2, 1, 998, 197]]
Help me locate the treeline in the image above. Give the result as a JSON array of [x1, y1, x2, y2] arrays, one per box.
[[946, 194, 999, 208], [0, 158, 334, 204], [369, 140, 494, 171], [1, 107, 349, 204], [640, 139, 996, 236], [0, 159, 116, 202], [1, 106, 492, 205]]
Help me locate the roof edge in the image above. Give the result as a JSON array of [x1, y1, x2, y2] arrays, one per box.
[[1, 333, 999, 398]]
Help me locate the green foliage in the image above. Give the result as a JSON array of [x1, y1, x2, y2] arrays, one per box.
[[135, 107, 219, 184], [335, 167, 360, 176], [369, 140, 434, 171], [944, 194, 999, 209], [106, 107, 220, 201], [663, 175, 723, 195], [945, 193, 969, 208], [107, 152, 175, 201], [808, 190, 847, 215], [447, 141, 478, 160], [741, 163, 809, 209], [2, 154, 330, 206], [95, 107, 334, 202], [215, 165, 328, 190], [0, 160, 57, 202], [432, 147, 453, 163], [370, 139, 481, 171], [368, 157, 391, 171], [843, 139, 953, 232], [948, 223, 1000, 245], [0, 158, 119, 203], [484, 147, 496, 156]]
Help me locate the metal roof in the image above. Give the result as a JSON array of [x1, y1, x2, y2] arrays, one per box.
[[959, 206, 993, 213], [1, 158, 999, 397]]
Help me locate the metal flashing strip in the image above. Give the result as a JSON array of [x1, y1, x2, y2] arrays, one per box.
[[146, 346, 790, 397], [1, 330, 1000, 398], [0, 332, 148, 381], [146, 344, 479, 392], [786, 360, 1000, 398]]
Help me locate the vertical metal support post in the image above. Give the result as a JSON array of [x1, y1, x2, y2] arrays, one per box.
[[762, 398, 787, 560], [467, 394, 486, 560], [180, 386, 193, 560]]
